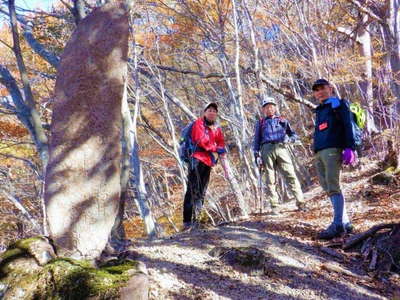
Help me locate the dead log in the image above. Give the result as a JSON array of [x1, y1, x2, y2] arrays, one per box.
[[344, 223, 400, 276], [368, 249, 378, 270], [343, 223, 395, 250]]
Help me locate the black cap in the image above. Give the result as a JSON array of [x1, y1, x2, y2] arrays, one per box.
[[204, 102, 218, 112], [312, 79, 330, 91]]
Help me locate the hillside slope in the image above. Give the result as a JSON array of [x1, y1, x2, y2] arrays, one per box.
[[132, 159, 400, 299]]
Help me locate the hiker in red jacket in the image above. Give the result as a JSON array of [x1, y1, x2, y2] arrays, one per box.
[[183, 102, 228, 231]]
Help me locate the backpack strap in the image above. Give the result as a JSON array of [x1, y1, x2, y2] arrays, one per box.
[[258, 117, 265, 140], [331, 99, 346, 122]]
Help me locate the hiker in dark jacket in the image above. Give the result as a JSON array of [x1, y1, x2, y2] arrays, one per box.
[[312, 79, 355, 239], [253, 96, 305, 215], [183, 102, 228, 230]]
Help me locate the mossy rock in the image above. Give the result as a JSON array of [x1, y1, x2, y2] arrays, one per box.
[[0, 238, 148, 299]]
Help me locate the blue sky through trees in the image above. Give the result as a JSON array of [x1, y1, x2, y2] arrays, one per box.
[[16, 0, 57, 11]]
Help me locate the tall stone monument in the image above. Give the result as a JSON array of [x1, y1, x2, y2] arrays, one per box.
[[45, 2, 129, 260]]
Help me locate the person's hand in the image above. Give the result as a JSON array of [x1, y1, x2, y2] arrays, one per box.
[[211, 152, 219, 162], [290, 137, 302, 146], [254, 152, 261, 164], [216, 148, 226, 155], [342, 148, 356, 165], [220, 157, 230, 180], [283, 135, 290, 144]]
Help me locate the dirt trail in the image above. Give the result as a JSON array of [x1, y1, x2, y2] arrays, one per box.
[[133, 160, 399, 299]]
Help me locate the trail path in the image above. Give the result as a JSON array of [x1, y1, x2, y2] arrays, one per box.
[[133, 160, 400, 299]]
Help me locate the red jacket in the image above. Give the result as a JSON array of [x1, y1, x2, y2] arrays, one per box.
[[191, 117, 226, 167]]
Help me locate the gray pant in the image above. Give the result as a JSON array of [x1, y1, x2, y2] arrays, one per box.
[[315, 148, 342, 196], [315, 148, 351, 225]]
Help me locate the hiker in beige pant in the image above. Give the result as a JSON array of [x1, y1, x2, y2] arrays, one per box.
[[261, 143, 304, 213], [253, 96, 305, 215]]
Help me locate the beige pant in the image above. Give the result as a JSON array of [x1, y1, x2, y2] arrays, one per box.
[[261, 143, 304, 207]]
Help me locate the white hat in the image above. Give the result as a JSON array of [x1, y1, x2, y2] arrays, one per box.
[[262, 97, 276, 107], [204, 102, 218, 112]]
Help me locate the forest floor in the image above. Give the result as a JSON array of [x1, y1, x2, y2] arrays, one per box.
[[132, 158, 400, 300]]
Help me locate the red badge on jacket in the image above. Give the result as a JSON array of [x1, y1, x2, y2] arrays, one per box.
[[319, 122, 328, 131]]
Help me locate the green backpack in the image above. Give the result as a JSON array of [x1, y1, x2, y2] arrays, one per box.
[[349, 102, 366, 129]]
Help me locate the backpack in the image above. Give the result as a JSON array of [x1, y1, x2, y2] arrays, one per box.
[[334, 100, 366, 147], [349, 102, 366, 129], [178, 121, 196, 163]]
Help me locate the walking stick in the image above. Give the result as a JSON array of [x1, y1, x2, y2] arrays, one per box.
[[258, 164, 263, 214]]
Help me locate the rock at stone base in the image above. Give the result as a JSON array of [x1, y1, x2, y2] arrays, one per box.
[[120, 273, 149, 300], [209, 246, 266, 276], [0, 236, 56, 268], [27, 236, 57, 266]]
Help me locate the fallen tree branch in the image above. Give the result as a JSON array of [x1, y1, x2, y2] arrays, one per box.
[[319, 262, 367, 279], [343, 223, 396, 250]]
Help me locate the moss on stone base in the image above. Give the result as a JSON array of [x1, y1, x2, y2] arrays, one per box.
[[39, 258, 138, 299], [0, 238, 142, 299]]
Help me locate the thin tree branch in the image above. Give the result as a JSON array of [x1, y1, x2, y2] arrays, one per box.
[[258, 72, 317, 109], [345, 0, 386, 26], [0, 38, 13, 50], [0, 7, 60, 68], [146, 63, 252, 79], [22, 27, 60, 68], [0, 153, 41, 179], [0, 189, 42, 232]]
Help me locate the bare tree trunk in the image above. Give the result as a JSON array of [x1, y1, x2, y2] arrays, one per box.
[[232, 0, 247, 141], [223, 158, 249, 218], [127, 44, 158, 238], [8, 0, 50, 235], [72, 0, 86, 24], [8, 0, 49, 168], [106, 81, 131, 252], [155, 65, 187, 192], [381, 0, 400, 99], [357, 15, 378, 133]]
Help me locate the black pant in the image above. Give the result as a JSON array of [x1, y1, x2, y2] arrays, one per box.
[[183, 159, 211, 224]]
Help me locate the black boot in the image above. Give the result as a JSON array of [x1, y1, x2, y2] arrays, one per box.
[[318, 223, 344, 240]]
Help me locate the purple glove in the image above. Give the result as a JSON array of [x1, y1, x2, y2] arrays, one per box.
[[342, 148, 356, 165]]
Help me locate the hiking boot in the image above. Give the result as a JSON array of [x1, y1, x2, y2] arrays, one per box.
[[318, 223, 344, 240], [296, 202, 306, 212], [344, 223, 354, 234], [182, 222, 192, 232], [191, 221, 201, 231]]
